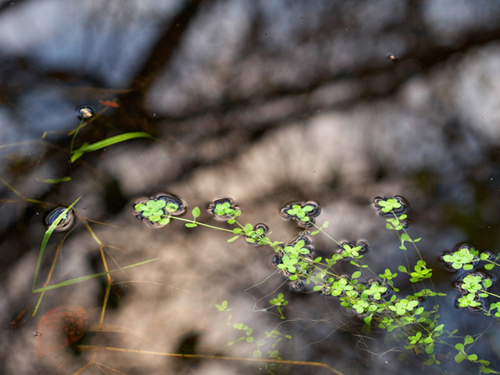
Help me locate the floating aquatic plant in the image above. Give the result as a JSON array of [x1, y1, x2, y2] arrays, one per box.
[[280, 201, 321, 228], [126, 192, 500, 373], [134, 193, 186, 227]]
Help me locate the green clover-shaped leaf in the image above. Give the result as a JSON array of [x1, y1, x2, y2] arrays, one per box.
[[135, 199, 166, 218], [442, 246, 479, 270], [377, 198, 402, 213]]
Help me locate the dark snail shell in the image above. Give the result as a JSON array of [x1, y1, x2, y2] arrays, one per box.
[[77, 106, 95, 120], [44, 207, 75, 232]]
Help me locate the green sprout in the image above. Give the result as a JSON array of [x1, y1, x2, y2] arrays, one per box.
[[453, 335, 493, 372], [379, 268, 398, 281], [340, 243, 363, 259], [409, 260, 433, 283], [270, 293, 289, 320]]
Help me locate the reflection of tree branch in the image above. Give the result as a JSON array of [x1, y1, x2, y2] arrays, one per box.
[[149, 25, 500, 184], [129, 0, 204, 94], [163, 26, 500, 124], [116, 0, 204, 131]]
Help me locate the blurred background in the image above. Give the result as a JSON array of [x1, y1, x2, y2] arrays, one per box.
[[1, 0, 500, 374]]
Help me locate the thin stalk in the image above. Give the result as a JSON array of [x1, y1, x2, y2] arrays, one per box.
[[78, 345, 346, 375], [171, 216, 235, 233]]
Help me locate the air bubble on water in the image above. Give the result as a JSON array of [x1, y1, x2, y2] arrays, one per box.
[[44, 206, 75, 232], [77, 106, 95, 120]]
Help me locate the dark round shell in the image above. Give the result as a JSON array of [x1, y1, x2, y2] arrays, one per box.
[[76, 106, 95, 120], [44, 207, 75, 232]]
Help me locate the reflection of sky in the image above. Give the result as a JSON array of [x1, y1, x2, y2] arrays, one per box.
[[423, 0, 500, 44], [0, 0, 181, 86], [0, 0, 180, 136], [2, 0, 500, 135]]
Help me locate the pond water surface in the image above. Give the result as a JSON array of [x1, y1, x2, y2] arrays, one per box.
[[1, 1, 500, 375]]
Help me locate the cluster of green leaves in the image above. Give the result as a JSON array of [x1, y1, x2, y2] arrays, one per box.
[[214, 201, 239, 218], [442, 246, 500, 312], [376, 197, 403, 213], [286, 204, 315, 224], [269, 293, 289, 320], [277, 239, 312, 276], [457, 271, 500, 314], [398, 260, 432, 283], [139, 194, 500, 374], [442, 245, 499, 272], [134, 199, 181, 225]]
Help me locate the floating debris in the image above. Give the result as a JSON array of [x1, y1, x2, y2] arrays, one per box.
[[387, 54, 399, 62]]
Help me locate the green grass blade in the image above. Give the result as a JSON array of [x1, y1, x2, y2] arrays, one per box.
[[69, 120, 85, 160], [32, 258, 158, 293], [71, 132, 154, 162], [70, 152, 84, 163], [36, 176, 72, 184], [32, 197, 82, 292]]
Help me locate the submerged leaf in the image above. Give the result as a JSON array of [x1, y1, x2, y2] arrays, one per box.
[[34, 305, 88, 358]]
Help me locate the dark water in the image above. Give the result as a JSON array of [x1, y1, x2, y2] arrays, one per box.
[[2, 1, 500, 374]]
